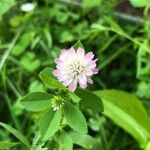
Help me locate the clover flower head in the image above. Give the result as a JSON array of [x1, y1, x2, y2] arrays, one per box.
[[53, 47, 98, 91], [51, 96, 64, 111]]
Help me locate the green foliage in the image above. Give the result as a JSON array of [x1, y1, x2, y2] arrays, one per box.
[[0, 141, 19, 149], [82, 0, 102, 9], [137, 82, 150, 99], [60, 31, 74, 43], [11, 32, 35, 56], [44, 28, 53, 49], [72, 40, 84, 50], [64, 102, 87, 134], [95, 90, 150, 148], [0, 122, 30, 149], [28, 81, 44, 92], [0, 27, 22, 72], [20, 52, 41, 72], [19, 92, 52, 112], [145, 142, 150, 150], [137, 43, 150, 81], [129, 0, 150, 7], [68, 91, 81, 103], [0, 0, 15, 19], [58, 131, 73, 150], [0, 0, 150, 149], [39, 108, 62, 141], [69, 131, 102, 149], [39, 67, 65, 89], [91, 22, 139, 45], [76, 88, 103, 112]]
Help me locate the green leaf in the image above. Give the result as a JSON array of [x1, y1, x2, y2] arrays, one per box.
[[44, 28, 52, 48], [59, 131, 73, 150], [10, 15, 23, 27], [39, 108, 61, 141], [40, 67, 53, 76], [11, 32, 35, 56], [60, 31, 74, 43], [39, 67, 65, 89], [0, 122, 30, 149], [82, 0, 101, 9], [68, 91, 81, 103], [28, 81, 44, 93], [0, 0, 15, 19], [76, 89, 103, 112], [145, 141, 150, 150], [19, 92, 52, 112], [94, 90, 150, 148], [129, 0, 150, 7], [64, 102, 87, 134], [69, 131, 102, 149], [72, 40, 84, 50], [31, 36, 41, 49], [20, 52, 41, 72], [0, 141, 19, 149], [137, 81, 150, 99]]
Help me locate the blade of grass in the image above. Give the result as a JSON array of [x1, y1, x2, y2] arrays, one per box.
[[0, 122, 30, 149], [99, 35, 118, 53], [6, 77, 21, 98], [99, 119, 109, 150], [0, 28, 22, 72], [39, 40, 52, 59], [99, 44, 130, 70], [108, 127, 119, 150], [8, 56, 20, 66], [0, 141, 19, 149], [0, 89, 21, 132], [4, 92, 21, 131], [91, 24, 141, 46]]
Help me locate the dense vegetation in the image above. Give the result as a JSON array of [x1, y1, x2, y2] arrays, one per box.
[[0, 0, 150, 150]]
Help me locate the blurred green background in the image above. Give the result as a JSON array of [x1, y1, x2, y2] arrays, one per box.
[[0, 0, 150, 149]]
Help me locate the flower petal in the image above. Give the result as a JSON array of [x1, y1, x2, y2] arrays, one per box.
[[54, 58, 62, 65], [53, 69, 61, 77], [79, 75, 87, 86], [87, 77, 93, 84], [63, 78, 72, 86], [85, 52, 94, 61], [85, 70, 93, 76], [68, 80, 77, 91], [69, 47, 76, 55], [77, 47, 85, 56], [79, 82, 87, 89], [93, 68, 99, 74], [58, 74, 69, 82]]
